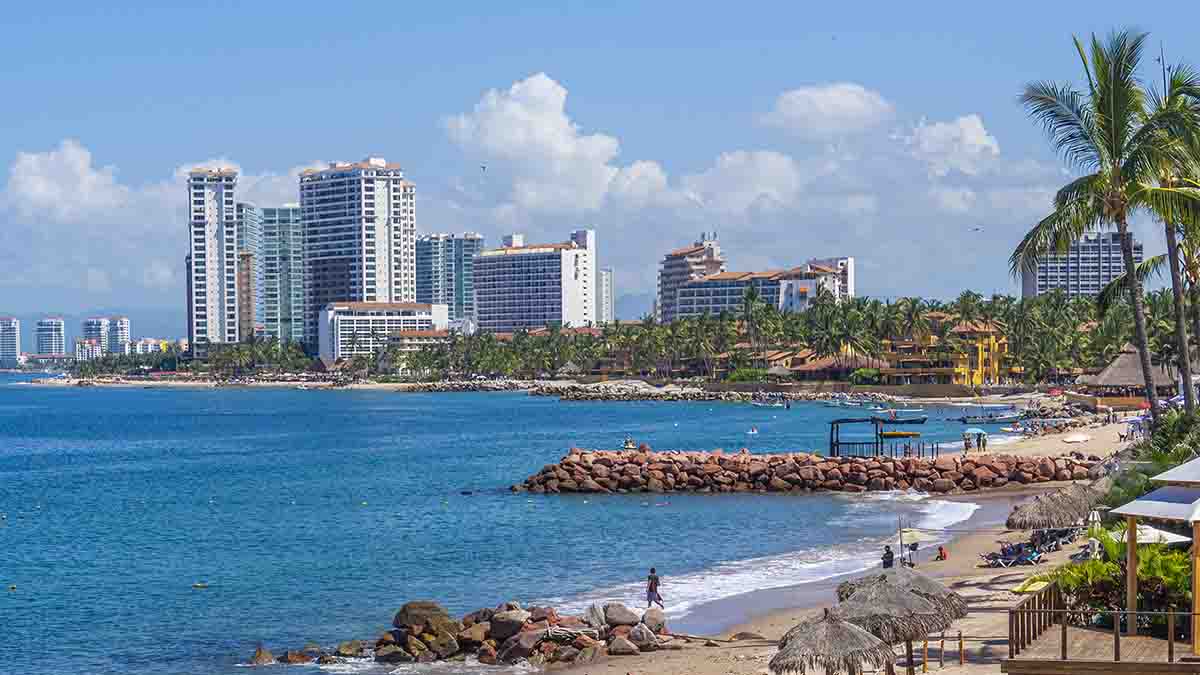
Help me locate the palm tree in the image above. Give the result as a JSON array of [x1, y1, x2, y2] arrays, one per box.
[[899, 297, 929, 341], [1011, 30, 1200, 423], [741, 285, 764, 367]]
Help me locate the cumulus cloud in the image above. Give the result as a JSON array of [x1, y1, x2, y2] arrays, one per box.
[[903, 114, 1000, 177], [681, 150, 806, 214], [929, 185, 977, 213], [760, 83, 894, 139], [4, 139, 130, 221]]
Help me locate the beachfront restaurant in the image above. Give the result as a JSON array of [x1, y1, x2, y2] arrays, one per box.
[[1072, 343, 1200, 411], [1003, 457, 1200, 674]]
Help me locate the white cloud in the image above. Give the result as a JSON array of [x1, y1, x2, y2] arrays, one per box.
[[681, 150, 805, 214], [929, 186, 977, 213], [903, 114, 1000, 177], [760, 83, 894, 139], [4, 139, 129, 221]]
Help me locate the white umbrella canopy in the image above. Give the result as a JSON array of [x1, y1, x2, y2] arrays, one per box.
[[1118, 523, 1191, 545]]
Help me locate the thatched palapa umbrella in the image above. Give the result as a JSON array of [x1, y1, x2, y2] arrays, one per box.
[[1005, 482, 1102, 530], [838, 581, 955, 675], [771, 608, 896, 675], [835, 567, 968, 620]]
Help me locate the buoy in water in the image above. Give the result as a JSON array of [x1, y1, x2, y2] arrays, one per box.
[[192, 582, 209, 590], [8, 585, 15, 592]]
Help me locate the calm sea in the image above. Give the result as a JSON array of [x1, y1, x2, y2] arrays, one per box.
[[0, 374, 998, 675]]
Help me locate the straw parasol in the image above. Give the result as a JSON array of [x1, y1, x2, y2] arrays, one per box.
[[771, 607, 897, 674], [835, 567, 968, 620], [1005, 482, 1102, 530], [837, 582, 955, 675]]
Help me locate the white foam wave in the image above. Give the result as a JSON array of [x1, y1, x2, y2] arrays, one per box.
[[308, 656, 533, 675]]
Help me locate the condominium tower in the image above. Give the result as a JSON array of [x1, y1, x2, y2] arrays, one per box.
[[261, 205, 305, 344], [598, 268, 615, 324], [300, 157, 416, 347], [657, 234, 726, 323], [186, 168, 240, 354], [82, 317, 110, 353], [416, 232, 484, 325], [0, 317, 19, 367], [1020, 232, 1143, 299], [107, 316, 130, 355], [473, 230, 596, 332], [235, 202, 265, 339], [36, 317, 66, 355], [807, 256, 855, 300]]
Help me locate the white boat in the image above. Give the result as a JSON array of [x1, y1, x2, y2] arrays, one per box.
[[295, 384, 310, 391], [751, 401, 785, 408]]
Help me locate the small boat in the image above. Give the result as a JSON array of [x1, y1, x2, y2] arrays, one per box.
[[881, 430, 920, 439], [959, 413, 1020, 424], [622, 437, 637, 450], [873, 415, 928, 425], [747, 427, 759, 435], [192, 582, 209, 590], [295, 384, 310, 391], [895, 408, 925, 413]]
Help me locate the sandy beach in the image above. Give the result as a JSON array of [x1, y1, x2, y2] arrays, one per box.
[[562, 487, 1077, 675]]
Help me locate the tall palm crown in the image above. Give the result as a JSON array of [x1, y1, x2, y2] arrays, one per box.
[[1011, 30, 1200, 423]]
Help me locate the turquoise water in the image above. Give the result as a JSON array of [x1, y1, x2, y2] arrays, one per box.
[[0, 374, 992, 675]]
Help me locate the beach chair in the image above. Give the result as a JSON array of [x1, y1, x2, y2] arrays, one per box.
[[1016, 550, 1043, 565]]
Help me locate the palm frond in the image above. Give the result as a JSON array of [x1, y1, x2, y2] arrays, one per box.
[[1010, 194, 1104, 277], [1097, 254, 1166, 317], [1020, 81, 1098, 171]]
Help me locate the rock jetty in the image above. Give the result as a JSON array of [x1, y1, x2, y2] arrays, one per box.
[[404, 379, 535, 393], [514, 447, 1107, 495], [249, 599, 683, 668], [529, 380, 899, 403]]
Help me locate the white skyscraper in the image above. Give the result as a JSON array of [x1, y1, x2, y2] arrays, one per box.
[[186, 167, 240, 355], [0, 317, 19, 367], [473, 229, 596, 332], [300, 158, 416, 347], [598, 267, 615, 324], [807, 256, 855, 300], [107, 317, 130, 355], [82, 317, 110, 353], [36, 317, 66, 355], [1020, 233, 1142, 299]]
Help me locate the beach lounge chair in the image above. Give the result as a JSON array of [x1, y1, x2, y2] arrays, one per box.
[[1016, 550, 1043, 565]]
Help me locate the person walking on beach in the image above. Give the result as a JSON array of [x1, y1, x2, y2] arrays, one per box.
[[882, 546, 895, 569], [646, 567, 665, 609]]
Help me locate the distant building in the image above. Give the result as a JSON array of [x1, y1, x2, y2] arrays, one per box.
[[473, 230, 597, 332], [236, 202, 265, 338], [82, 317, 110, 353], [807, 256, 855, 300], [598, 267, 615, 324], [107, 317, 130, 355], [260, 205, 305, 344], [317, 302, 449, 362], [132, 338, 169, 354], [0, 317, 19, 367], [74, 338, 104, 362], [416, 232, 484, 324], [674, 264, 842, 319], [187, 167, 240, 355], [1020, 232, 1143, 299], [300, 158, 417, 348], [36, 318, 66, 355], [657, 234, 726, 323]]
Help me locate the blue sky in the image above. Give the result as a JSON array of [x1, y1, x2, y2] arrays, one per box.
[[1, 1, 1196, 337]]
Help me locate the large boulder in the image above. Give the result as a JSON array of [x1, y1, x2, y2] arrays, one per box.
[[335, 640, 363, 658], [476, 641, 498, 664], [603, 602, 641, 626], [374, 644, 414, 663], [279, 650, 313, 664], [457, 621, 489, 647], [498, 629, 545, 663], [394, 601, 459, 634], [628, 623, 658, 651], [642, 607, 667, 633], [930, 478, 955, 493], [529, 606, 560, 624], [425, 629, 459, 658], [251, 645, 275, 666], [489, 609, 531, 641], [607, 636, 640, 656]]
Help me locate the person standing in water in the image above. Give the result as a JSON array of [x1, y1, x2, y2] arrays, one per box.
[[646, 567, 665, 608]]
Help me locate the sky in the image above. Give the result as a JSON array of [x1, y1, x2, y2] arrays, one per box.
[[2, 1, 1197, 339]]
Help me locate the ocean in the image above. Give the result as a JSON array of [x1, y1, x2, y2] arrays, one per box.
[[0, 374, 1003, 674]]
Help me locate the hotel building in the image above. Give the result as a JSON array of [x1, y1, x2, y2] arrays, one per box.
[[0, 317, 19, 367], [416, 232, 484, 325], [235, 202, 265, 339], [82, 317, 110, 353], [74, 338, 104, 362], [473, 230, 596, 332], [186, 168, 240, 355], [317, 302, 449, 361], [1020, 232, 1142, 299], [598, 267, 615, 324], [300, 158, 417, 348], [807, 256, 855, 300], [36, 317, 66, 355], [261, 205, 306, 344], [107, 317, 130, 355], [132, 338, 169, 354], [674, 264, 842, 319], [657, 234, 726, 323]]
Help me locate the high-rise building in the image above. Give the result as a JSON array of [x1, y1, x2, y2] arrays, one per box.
[[473, 229, 596, 332], [674, 264, 842, 319], [261, 205, 306, 344], [74, 338, 104, 362], [317, 302, 449, 361], [300, 158, 417, 348], [0, 317, 19, 367], [1020, 232, 1143, 299], [657, 234, 726, 323], [236, 202, 265, 339], [36, 317, 66, 355], [82, 317, 110, 353], [186, 168, 240, 355], [107, 317, 130, 355], [598, 268, 615, 324], [807, 256, 855, 300], [416, 232, 484, 325]]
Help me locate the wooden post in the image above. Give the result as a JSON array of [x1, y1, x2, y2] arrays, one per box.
[[1169, 610, 1175, 663], [1114, 612, 1121, 661], [939, 633, 945, 668], [1126, 516, 1138, 636], [958, 630, 964, 665], [905, 640, 916, 675], [1008, 610, 1015, 658], [922, 640, 928, 673], [1193, 521, 1200, 657], [1060, 614, 1067, 660]]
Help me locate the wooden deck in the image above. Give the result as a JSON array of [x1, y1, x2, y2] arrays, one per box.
[[1012, 624, 1171, 662]]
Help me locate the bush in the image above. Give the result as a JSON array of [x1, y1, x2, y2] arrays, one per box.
[[850, 368, 880, 385], [726, 367, 767, 383]]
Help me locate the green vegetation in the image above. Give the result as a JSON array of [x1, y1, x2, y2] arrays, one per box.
[[726, 367, 767, 383]]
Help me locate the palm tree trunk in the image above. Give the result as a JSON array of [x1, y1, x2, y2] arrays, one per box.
[[1119, 221, 1161, 424], [1190, 283, 1200, 359], [1165, 219, 1196, 412]]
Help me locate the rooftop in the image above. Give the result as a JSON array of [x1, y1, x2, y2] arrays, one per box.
[[325, 302, 436, 312], [301, 158, 404, 176], [480, 242, 576, 256]]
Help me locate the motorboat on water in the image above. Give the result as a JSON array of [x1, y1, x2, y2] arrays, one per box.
[[751, 401, 786, 408], [623, 437, 638, 450]]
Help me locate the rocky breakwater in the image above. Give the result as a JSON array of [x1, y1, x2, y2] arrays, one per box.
[[531, 381, 749, 402], [249, 599, 684, 669], [405, 379, 535, 393], [514, 447, 1108, 495]]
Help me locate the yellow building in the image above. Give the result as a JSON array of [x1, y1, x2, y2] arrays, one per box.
[[879, 319, 1010, 386], [949, 321, 1009, 386]]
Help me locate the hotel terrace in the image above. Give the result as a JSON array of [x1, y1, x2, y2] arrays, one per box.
[[879, 313, 1012, 386]]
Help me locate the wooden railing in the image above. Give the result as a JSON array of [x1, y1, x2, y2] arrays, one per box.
[[1009, 603, 1193, 663], [1009, 582, 1065, 657]]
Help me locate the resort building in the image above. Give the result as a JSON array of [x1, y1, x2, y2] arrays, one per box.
[[36, 317, 66, 355], [300, 158, 417, 348], [132, 338, 170, 354], [807, 256, 855, 299], [260, 205, 306, 345], [598, 267, 615, 324], [472, 230, 596, 332], [82, 317, 110, 353], [878, 315, 1011, 386], [186, 167, 241, 355], [656, 234, 726, 323], [1020, 232, 1142, 298], [107, 317, 131, 355], [0, 317, 19, 367], [317, 302, 449, 362], [235, 202, 265, 338], [674, 264, 842, 319], [74, 338, 104, 362], [416, 232, 484, 325]]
